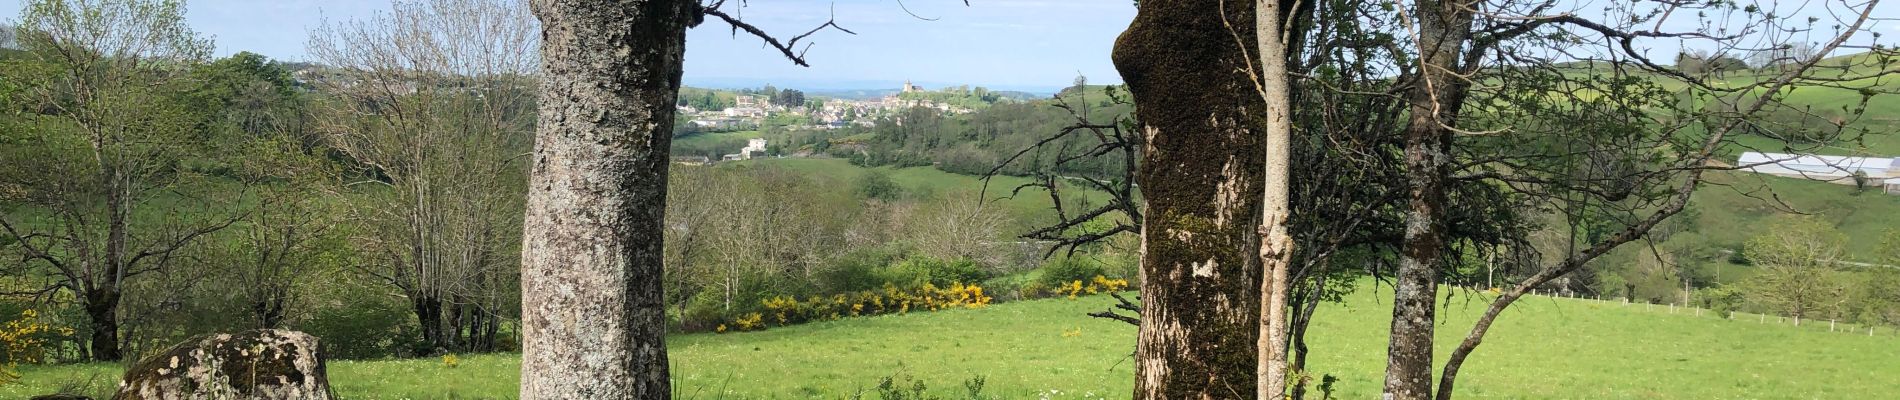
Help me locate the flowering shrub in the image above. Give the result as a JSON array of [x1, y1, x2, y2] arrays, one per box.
[[1059, 276, 1131, 300], [0, 309, 71, 385], [722, 282, 993, 333], [732, 312, 765, 331], [441, 353, 460, 369]]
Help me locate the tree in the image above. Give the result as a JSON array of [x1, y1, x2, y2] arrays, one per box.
[[214, 175, 346, 329], [1251, 0, 1298, 397], [1360, 1, 1896, 399], [308, 0, 537, 354], [855, 169, 903, 201], [904, 190, 1008, 267], [1741, 216, 1848, 324], [0, 0, 227, 362], [1112, 0, 1269, 396], [190, 51, 336, 330], [520, 0, 849, 393], [519, 0, 695, 397], [775, 88, 806, 108]]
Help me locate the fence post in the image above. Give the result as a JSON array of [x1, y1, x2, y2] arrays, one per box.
[[1830, 320, 1836, 332]]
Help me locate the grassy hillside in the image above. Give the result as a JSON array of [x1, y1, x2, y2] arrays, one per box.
[[9, 288, 1895, 399], [722, 158, 1117, 232], [673, 130, 765, 149], [1684, 170, 1900, 259]]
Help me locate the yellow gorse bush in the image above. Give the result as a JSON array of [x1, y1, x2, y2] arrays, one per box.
[[725, 282, 994, 333], [733, 312, 765, 331], [1062, 276, 1131, 300], [0, 309, 71, 386]]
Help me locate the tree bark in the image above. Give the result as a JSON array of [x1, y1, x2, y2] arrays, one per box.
[[1254, 0, 1296, 397], [1384, 1, 1472, 399], [413, 296, 444, 352], [84, 288, 122, 362], [1113, 1, 1268, 398], [520, 0, 695, 398]]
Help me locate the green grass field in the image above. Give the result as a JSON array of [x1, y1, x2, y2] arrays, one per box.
[[673, 130, 765, 149], [9, 288, 1896, 399]]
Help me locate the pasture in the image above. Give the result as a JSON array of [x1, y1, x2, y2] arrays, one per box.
[[9, 288, 1896, 399]]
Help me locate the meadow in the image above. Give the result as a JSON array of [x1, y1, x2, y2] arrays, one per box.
[[8, 287, 1896, 399], [724, 158, 1118, 229]]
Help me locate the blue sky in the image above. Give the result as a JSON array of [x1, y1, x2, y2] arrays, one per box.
[[0, 0, 1136, 92], [4, 0, 1895, 92]]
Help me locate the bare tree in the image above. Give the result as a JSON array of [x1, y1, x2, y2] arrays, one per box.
[[906, 190, 1009, 267], [307, 0, 538, 353]]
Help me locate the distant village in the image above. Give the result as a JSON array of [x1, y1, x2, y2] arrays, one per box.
[[672, 80, 980, 164], [677, 80, 974, 132]]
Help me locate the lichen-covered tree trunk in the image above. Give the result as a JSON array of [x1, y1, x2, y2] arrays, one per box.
[[1384, 1, 1472, 399], [1112, 1, 1267, 398], [520, 0, 696, 398]]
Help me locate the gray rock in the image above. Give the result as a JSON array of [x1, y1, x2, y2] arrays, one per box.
[[112, 329, 332, 400]]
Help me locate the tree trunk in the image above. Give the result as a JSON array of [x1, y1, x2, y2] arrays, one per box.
[[520, 0, 695, 398], [1113, 1, 1268, 397], [1288, 274, 1326, 400], [1384, 1, 1472, 399], [413, 296, 444, 352], [483, 309, 501, 351], [85, 288, 122, 362], [1254, 0, 1297, 397]]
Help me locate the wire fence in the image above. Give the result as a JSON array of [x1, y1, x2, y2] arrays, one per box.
[[1519, 289, 1895, 337]]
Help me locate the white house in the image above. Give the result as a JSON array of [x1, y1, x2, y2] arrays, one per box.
[[740, 138, 768, 159]]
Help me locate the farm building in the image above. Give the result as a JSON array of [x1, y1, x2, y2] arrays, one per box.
[[1737, 151, 1900, 192]]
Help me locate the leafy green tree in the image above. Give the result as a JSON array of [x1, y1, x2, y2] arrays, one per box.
[[1742, 216, 1849, 325], [0, 0, 233, 362], [855, 169, 903, 201]]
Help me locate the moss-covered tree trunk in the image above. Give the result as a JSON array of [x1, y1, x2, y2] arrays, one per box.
[[1112, 1, 1267, 398], [520, 0, 696, 398]]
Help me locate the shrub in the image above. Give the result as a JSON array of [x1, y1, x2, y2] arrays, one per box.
[[1696, 287, 1747, 316], [733, 282, 992, 333], [296, 295, 423, 359], [0, 309, 69, 385], [1037, 256, 1107, 288], [819, 249, 900, 293], [887, 256, 988, 288], [855, 169, 903, 201]]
